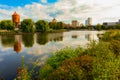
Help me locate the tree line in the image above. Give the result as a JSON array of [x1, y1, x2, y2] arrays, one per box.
[[95, 23, 120, 30], [0, 19, 120, 32], [0, 19, 64, 32]]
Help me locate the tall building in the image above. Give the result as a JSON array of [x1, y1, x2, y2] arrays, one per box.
[[12, 12, 20, 29], [85, 17, 92, 26], [72, 20, 79, 27], [85, 20, 88, 26]]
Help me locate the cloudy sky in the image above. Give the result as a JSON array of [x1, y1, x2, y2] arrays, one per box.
[[0, 0, 120, 24]]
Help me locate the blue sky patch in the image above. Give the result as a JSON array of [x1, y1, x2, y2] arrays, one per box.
[[0, 0, 58, 7]]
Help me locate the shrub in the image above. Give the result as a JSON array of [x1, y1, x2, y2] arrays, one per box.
[[48, 55, 94, 80]]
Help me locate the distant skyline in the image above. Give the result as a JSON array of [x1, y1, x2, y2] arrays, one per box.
[[0, 0, 120, 24]]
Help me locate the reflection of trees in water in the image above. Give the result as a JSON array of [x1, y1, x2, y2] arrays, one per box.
[[36, 33, 49, 45], [1, 35, 15, 47], [48, 33, 63, 42], [22, 34, 34, 47], [36, 32, 63, 45], [14, 41, 22, 53], [72, 35, 78, 39]]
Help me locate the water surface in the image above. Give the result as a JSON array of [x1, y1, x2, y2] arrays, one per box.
[[0, 31, 102, 80]]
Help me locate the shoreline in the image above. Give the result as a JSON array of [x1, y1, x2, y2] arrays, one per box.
[[0, 29, 105, 35]]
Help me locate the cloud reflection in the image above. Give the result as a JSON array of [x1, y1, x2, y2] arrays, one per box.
[[0, 58, 3, 62]]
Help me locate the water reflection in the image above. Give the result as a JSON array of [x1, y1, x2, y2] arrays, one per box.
[[85, 34, 95, 41], [72, 35, 78, 39], [14, 35, 22, 53], [14, 41, 22, 53], [22, 34, 34, 47], [48, 33, 63, 42], [1, 35, 15, 47], [36, 33, 49, 45], [0, 31, 102, 80]]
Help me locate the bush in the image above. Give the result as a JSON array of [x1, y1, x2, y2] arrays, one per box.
[[39, 47, 84, 79], [101, 30, 120, 41], [48, 55, 94, 80]]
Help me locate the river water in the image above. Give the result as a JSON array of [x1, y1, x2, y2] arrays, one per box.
[[0, 31, 103, 80]]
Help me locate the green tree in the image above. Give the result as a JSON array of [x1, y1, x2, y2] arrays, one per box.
[[57, 22, 64, 29], [115, 24, 120, 29], [21, 19, 34, 32], [35, 20, 49, 32], [96, 23, 102, 30], [80, 25, 87, 29], [0, 20, 14, 30], [49, 22, 64, 30]]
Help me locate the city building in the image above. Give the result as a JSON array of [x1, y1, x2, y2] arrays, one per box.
[[103, 22, 118, 26], [72, 20, 79, 27], [103, 19, 120, 26], [85, 20, 88, 26], [12, 12, 20, 29], [85, 17, 92, 26]]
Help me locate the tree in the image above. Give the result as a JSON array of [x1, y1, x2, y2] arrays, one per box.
[[20, 19, 34, 32], [115, 24, 120, 29], [35, 20, 49, 32], [96, 23, 102, 30], [57, 22, 64, 29], [0, 20, 14, 30], [80, 25, 87, 29]]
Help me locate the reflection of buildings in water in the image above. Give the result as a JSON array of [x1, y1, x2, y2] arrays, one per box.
[[88, 34, 94, 41], [14, 41, 22, 53], [14, 35, 22, 53], [48, 33, 63, 42], [85, 34, 94, 41], [15, 35, 22, 42]]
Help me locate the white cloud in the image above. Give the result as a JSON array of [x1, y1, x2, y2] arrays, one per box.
[[0, 0, 120, 24], [41, 0, 47, 3]]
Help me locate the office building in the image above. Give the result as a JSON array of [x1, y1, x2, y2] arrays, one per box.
[[72, 20, 79, 27], [85, 17, 92, 26]]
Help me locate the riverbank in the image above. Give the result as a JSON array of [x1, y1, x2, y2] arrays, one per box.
[[0, 29, 106, 35], [0, 29, 67, 35], [13, 30, 120, 80], [38, 30, 120, 80]]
